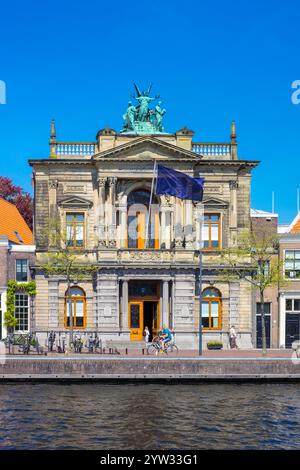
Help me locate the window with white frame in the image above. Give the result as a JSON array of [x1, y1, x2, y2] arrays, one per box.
[[16, 259, 28, 282], [15, 293, 29, 331], [286, 298, 300, 312], [285, 250, 300, 279]]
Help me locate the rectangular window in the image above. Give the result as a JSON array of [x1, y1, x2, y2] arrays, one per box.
[[66, 300, 86, 328], [256, 302, 271, 315], [66, 213, 85, 248], [285, 250, 300, 279], [15, 293, 29, 331], [16, 259, 28, 282], [286, 299, 300, 312], [202, 214, 220, 249], [202, 301, 209, 328]]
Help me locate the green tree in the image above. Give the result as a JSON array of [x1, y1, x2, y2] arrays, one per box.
[[221, 230, 287, 356], [39, 217, 98, 348]]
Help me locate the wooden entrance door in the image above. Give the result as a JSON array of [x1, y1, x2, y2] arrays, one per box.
[[128, 301, 144, 341], [151, 302, 160, 338]]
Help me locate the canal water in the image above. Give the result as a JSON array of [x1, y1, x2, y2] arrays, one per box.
[[0, 382, 299, 449]]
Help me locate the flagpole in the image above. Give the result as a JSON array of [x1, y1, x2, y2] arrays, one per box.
[[145, 160, 157, 249], [198, 207, 203, 356], [199, 246, 203, 356]]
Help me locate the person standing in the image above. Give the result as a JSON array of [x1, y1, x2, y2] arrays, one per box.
[[229, 325, 238, 349], [144, 326, 150, 344]]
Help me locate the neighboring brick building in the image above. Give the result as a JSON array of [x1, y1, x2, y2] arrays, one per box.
[[251, 209, 279, 348], [278, 213, 300, 348], [0, 198, 35, 339]]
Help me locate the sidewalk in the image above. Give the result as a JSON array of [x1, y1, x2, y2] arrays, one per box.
[[9, 348, 292, 359]]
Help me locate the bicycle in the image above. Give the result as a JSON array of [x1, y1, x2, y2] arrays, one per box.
[[147, 335, 179, 355]]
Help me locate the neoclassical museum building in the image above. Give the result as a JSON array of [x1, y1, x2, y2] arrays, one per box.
[[29, 85, 258, 349]]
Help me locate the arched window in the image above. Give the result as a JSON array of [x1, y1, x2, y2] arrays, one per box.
[[127, 189, 159, 249], [202, 287, 222, 330], [64, 286, 86, 328]]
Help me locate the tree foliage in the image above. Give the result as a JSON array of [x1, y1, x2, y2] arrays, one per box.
[[221, 229, 288, 355], [0, 176, 33, 229]]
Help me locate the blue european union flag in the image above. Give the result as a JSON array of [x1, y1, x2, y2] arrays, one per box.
[[155, 164, 204, 201]]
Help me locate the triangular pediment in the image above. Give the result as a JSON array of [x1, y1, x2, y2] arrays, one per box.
[[58, 196, 93, 209], [93, 136, 201, 162], [202, 196, 228, 208]]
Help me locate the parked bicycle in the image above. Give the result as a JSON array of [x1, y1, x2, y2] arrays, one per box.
[[86, 333, 101, 353], [72, 335, 84, 353], [147, 335, 179, 355]]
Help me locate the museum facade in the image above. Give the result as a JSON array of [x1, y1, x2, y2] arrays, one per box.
[[29, 86, 259, 349]]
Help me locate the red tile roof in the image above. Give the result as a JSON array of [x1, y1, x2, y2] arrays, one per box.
[[0, 198, 33, 244]]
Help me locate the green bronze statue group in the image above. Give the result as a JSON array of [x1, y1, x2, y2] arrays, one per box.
[[122, 83, 166, 134]]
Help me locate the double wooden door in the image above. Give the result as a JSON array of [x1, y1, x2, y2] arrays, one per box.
[[128, 301, 159, 341]]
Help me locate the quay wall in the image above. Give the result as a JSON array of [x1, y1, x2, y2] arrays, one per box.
[[0, 357, 300, 380]]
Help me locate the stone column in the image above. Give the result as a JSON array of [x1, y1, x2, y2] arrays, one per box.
[[174, 199, 183, 247], [48, 180, 58, 220], [160, 196, 172, 249], [97, 177, 106, 246], [107, 177, 117, 247], [119, 204, 127, 249], [229, 282, 239, 328], [122, 280, 129, 330], [48, 280, 59, 328], [229, 180, 238, 246], [185, 199, 193, 248], [162, 280, 169, 327], [194, 202, 204, 250]]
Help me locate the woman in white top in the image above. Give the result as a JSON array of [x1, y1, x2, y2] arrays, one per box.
[[144, 326, 150, 343]]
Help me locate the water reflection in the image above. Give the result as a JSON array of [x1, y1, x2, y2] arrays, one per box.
[[0, 383, 299, 449]]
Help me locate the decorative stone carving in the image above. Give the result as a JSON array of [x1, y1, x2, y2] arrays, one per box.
[[204, 184, 223, 195], [97, 177, 107, 188], [229, 180, 239, 190], [175, 238, 184, 248], [108, 177, 117, 187], [63, 184, 86, 194], [130, 252, 161, 261], [48, 180, 58, 189]]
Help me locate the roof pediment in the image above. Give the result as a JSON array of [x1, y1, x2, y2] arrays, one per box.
[[202, 196, 229, 208], [93, 136, 201, 162], [58, 196, 93, 209]]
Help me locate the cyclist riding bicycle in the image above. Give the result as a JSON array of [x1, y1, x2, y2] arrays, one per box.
[[160, 324, 172, 351]]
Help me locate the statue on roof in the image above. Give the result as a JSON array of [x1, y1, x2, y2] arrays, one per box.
[[121, 83, 166, 134]]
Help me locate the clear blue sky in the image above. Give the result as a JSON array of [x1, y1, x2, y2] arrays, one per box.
[[0, 0, 299, 223]]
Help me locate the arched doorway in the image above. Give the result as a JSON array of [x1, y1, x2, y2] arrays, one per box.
[[127, 189, 159, 249], [64, 286, 86, 328]]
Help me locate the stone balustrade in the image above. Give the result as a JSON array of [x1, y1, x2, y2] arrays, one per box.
[[192, 143, 231, 157], [54, 142, 96, 158]]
